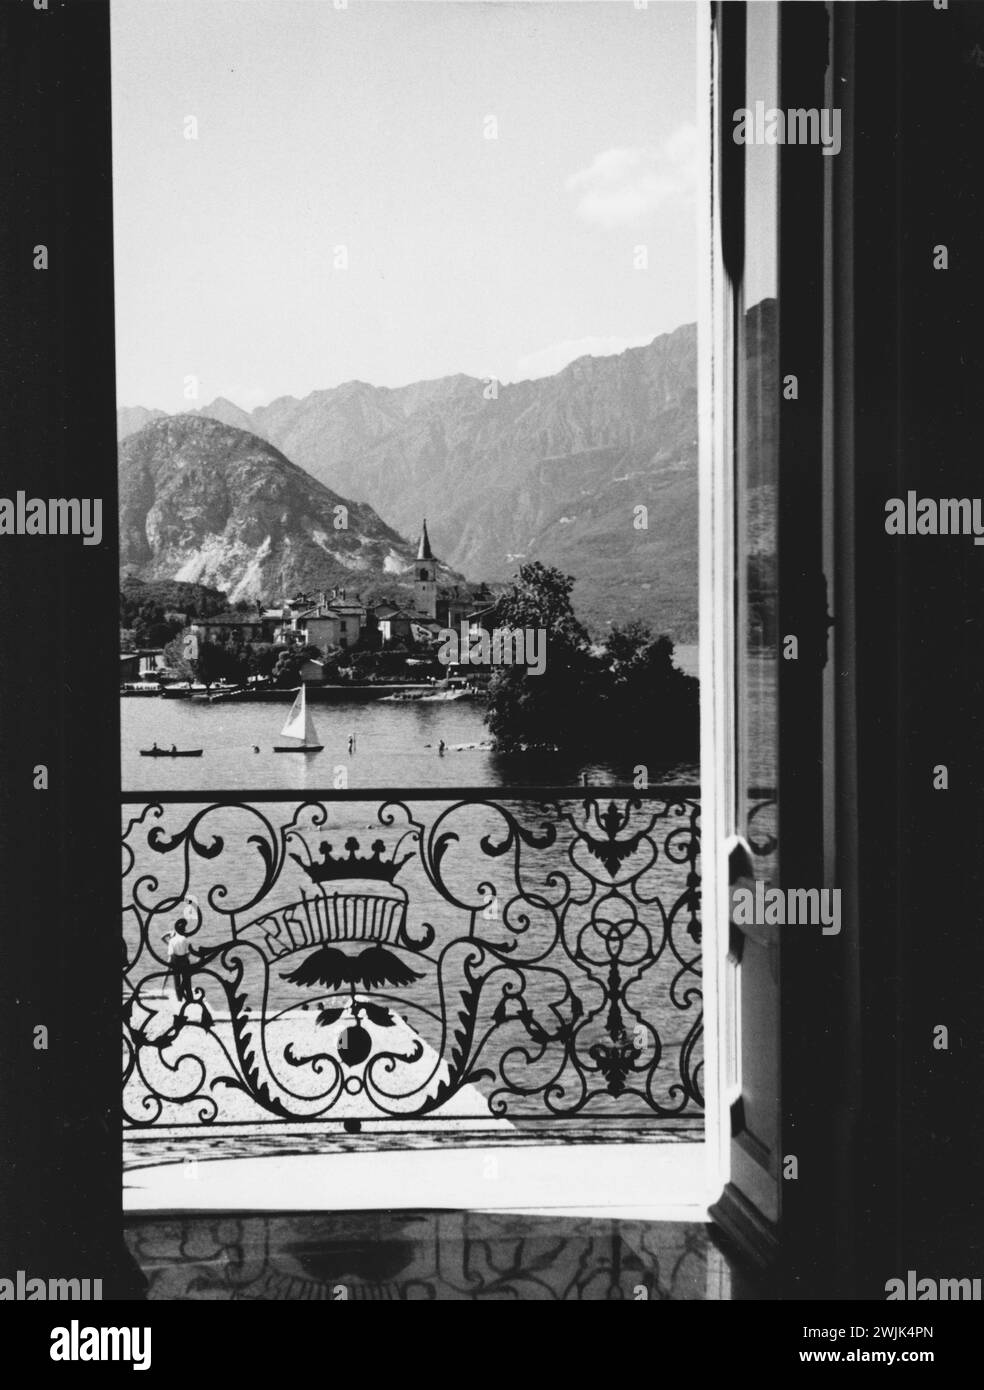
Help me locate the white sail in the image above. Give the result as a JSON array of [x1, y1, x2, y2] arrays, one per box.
[[280, 685, 320, 745]]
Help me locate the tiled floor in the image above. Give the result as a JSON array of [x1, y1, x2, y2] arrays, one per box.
[[125, 1210, 760, 1300]]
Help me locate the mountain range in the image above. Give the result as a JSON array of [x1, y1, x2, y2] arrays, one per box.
[[119, 415, 460, 606], [119, 317, 719, 637]]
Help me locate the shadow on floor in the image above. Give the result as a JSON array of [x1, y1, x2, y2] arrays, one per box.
[[126, 1210, 760, 1300]]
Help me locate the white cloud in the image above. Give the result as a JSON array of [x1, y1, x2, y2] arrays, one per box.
[[567, 125, 697, 229], [512, 334, 653, 381]]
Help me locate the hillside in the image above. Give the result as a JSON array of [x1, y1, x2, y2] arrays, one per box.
[[118, 415, 457, 604], [251, 324, 699, 637]]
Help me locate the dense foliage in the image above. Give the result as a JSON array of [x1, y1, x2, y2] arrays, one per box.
[[120, 578, 229, 648], [484, 563, 699, 758]]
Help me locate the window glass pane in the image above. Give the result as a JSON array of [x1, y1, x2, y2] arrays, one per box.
[[738, 1, 779, 877]]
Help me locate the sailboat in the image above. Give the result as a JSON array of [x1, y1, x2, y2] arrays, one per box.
[[273, 684, 324, 753]]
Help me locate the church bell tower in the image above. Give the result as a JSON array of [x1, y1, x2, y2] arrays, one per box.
[[414, 518, 438, 620]]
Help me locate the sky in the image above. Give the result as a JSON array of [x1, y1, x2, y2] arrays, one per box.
[[111, 0, 698, 412]]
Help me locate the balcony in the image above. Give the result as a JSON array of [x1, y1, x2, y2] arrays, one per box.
[[122, 789, 704, 1168]]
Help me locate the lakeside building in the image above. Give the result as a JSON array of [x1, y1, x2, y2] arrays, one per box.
[[290, 591, 368, 651], [277, 522, 491, 654], [189, 607, 281, 645], [363, 521, 495, 649], [119, 648, 167, 680], [411, 519, 491, 628], [374, 607, 442, 645], [296, 656, 326, 684], [175, 523, 496, 664]]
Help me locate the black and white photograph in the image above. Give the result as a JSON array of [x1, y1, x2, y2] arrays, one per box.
[[1, 0, 983, 1353]]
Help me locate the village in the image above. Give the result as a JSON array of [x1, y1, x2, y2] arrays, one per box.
[[120, 521, 503, 698]]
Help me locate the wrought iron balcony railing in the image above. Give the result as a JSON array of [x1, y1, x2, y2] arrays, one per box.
[[122, 788, 703, 1136]]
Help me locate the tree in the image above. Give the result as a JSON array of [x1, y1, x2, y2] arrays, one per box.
[[600, 622, 699, 757], [248, 643, 280, 679], [318, 645, 345, 683], [484, 567, 699, 759], [120, 579, 229, 648], [272, 643, 321, 687], [492, 561, 588, 648], [604, 619, 655, 672], [373, 646, 413, 680], [161, 634, 194, 683], [484, 564, 597, 752], [347, 649, 378, 683], [194, 641, 230, 691], [132, 598, 182, 649]]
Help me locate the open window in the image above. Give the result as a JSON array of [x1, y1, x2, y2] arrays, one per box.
[[118, 0, 860, 1287], [118, 0, 713, 1228]]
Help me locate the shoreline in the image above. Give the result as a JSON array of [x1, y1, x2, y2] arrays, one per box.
[[121, 683, 457, 704]]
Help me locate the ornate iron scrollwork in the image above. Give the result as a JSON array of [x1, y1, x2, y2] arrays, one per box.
[[122, 791, 703, 1130]]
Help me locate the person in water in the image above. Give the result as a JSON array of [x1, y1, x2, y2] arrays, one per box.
[[347, 734, 356, 755], [438, 739, 446, 755]]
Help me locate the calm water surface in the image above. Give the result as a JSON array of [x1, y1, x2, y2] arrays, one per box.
[[122, 695, 698, 791]]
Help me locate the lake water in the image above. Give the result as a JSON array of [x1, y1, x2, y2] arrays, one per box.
[[122, 694, 699, 791], [122, 652, 703, 1140]]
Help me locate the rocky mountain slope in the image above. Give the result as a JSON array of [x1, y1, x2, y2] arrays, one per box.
[[257, 323, 698, 636], [118, 415, 455, 604]]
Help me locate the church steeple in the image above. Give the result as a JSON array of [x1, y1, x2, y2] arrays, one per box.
[[414, 518, 438, 619], [417, 518, 434, 562]]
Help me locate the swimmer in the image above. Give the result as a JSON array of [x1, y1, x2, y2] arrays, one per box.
[[438, 739, 446, 756]]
